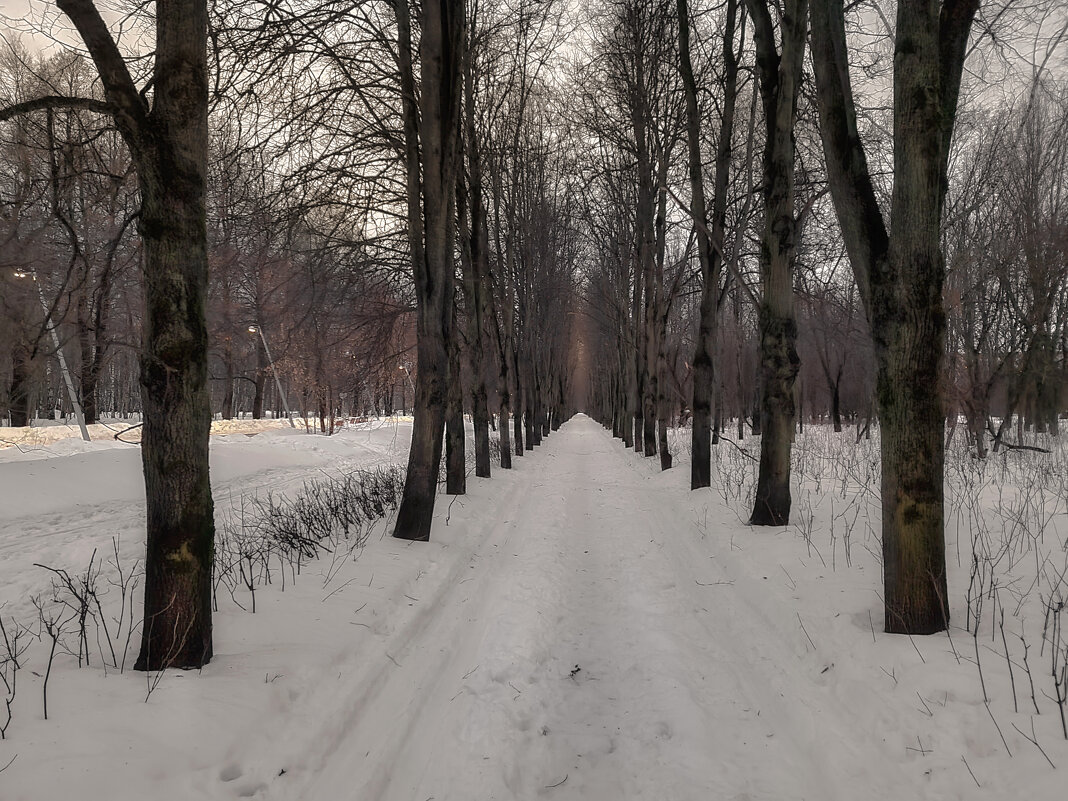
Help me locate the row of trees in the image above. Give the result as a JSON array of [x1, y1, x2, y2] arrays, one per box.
[[576, 0, 1064, 636], [1, 0, 583, 667]]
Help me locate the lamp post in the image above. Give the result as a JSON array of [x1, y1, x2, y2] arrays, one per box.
[[249, 324, 295, 427], [13, 268, 90, 441]]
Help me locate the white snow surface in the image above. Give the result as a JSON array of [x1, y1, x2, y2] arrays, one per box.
[[0, 414, 1064, 800]]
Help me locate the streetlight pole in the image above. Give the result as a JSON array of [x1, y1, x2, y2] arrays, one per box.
[[249, 325, 296, 428], [13, 269, 90, 441]]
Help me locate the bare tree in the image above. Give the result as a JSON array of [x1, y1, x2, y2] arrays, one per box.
[[2, 0, 218, 668], [810, 0, 978, 633], [392, 0, 466, 541]]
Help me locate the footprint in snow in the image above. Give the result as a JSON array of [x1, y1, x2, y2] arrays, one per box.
[[219, 764, 243, 783]]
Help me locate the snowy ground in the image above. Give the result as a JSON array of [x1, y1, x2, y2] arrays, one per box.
[[0, 415, 1065, 799]]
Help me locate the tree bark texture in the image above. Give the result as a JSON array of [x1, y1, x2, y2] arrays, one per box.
[[681, 0, 739, 489], [747, 0, 806, 527], [394, 0, 466, 541], [811, 0, 978, 633]]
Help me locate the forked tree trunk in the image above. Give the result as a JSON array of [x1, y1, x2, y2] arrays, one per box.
[[747, 0, 806, 526], [49, 0, 224, 670], [681, 0, 739, 489], [811, 0, 977, 633], [42, 0, 218, 670], [393, 0, 465, 542]]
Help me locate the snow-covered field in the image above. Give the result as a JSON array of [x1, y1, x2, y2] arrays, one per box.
[[0, 415, 1065, 799]]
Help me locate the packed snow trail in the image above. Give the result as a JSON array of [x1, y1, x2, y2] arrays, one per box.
[[250, 415, 914, 801]]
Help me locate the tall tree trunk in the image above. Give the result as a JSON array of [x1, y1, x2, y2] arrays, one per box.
[[682, 0, 739, 489], [811, 0, 977, 633], [48, 0, 222, 670], [747, 0, 806, 526], [459, 31, 492, 479], [393, 0, 465, 541]]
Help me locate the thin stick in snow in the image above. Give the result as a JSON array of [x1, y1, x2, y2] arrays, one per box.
[[797, 613, 816, 651], [1011, 718, 1056, 768]]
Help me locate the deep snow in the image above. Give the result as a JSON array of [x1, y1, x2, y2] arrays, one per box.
[[0, 415, 1065, 800]]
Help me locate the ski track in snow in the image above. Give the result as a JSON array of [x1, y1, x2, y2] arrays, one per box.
[[243, 416, 914, 801]]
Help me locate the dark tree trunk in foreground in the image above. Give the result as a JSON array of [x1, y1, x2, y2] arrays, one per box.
[[393, 0, 466, 541], [680, 0, 739, 489], [811, 0, 977, 633], [747, 0, 806, 526], [27, 0, 219, 669]]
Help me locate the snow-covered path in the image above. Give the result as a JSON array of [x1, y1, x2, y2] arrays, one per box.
[[258, 415, 908, 801]]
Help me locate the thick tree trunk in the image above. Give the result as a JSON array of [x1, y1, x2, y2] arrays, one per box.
[[396, 333, 448, 540], [747, 0, 806, 527], [810, 0, 976, 633], [487, 261, 513, 468], [393, 0, 465, 541], [512, 347, 525, 455], [876, 4, 953, 632], [622, 339, 635, 448], [523, 367, 535, 449], [123, 0, 215, 669], [530, 368, 542, 446]]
